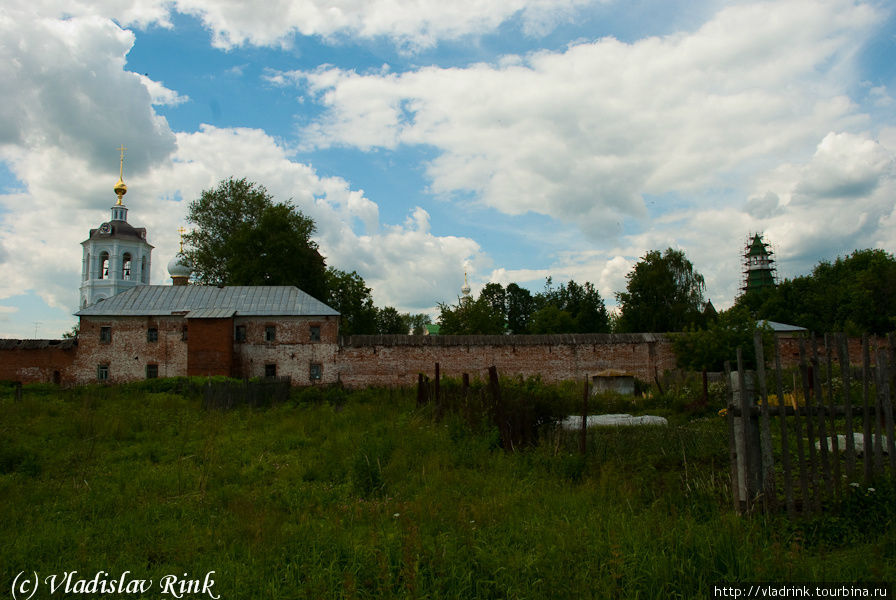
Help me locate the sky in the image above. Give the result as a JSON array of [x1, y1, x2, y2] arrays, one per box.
[[1, 0, 895, 338]]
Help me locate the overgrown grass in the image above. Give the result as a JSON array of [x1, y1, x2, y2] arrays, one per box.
[[0, 380, 893, 599]]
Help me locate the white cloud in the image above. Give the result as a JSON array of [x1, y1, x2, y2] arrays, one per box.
[[173, 0, 602, 51], [20, 0, 604, 51], [287, 0, 878, 240], [0, 123, 486, 317], [136, 74, 190, 106], [0, 9, 176, 174]]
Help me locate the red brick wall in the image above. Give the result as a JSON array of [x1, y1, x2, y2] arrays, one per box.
[[335, 334, 677, 387], [73, 316, 189, 383], [6, 325, 889, 389], [187, 318, 234, 377], [776, 335, 890, 368], [0, 340, 77, 384], [233, 315, 339, 383]]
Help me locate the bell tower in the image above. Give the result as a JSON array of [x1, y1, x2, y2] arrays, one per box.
[[79, 146, 154, 308], [742, 233, 777, 293]]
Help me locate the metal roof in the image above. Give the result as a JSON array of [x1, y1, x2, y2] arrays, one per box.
[[76, 285, 339, 317], [760, 320, 807, 333]]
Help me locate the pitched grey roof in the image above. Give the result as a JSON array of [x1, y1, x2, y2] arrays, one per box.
[[76, 285, 338, 317], [759, 320, 808, 333]]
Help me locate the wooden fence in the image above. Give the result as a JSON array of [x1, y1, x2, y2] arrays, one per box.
[[729, 332, 896, 514], [202, 376, 292, 410]]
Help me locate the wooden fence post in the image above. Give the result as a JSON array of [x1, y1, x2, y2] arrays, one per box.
[[877, 349, 896, 475], [731, 348, 761, 512], [417, 373, 427, 407], [773, 338, 796, 517], [724, 360, 741, 513], [580, 376, 589, 456], [799, 338, 821, 512], [837, 334, 857, 481], [862, 335, 874, 482], [488, 366, 509, 451], [753, 330, 776, 512], [824, 334, 841, 501]]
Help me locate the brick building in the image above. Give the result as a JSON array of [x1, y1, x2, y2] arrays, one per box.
[[72, 285, 340, 384]]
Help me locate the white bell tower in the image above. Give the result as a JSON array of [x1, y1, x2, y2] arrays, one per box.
[[79, 146, 153, 308]]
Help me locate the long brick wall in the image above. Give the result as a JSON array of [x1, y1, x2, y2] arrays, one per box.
[[335, 333, 676, 387], [1, 330, 889, 387]]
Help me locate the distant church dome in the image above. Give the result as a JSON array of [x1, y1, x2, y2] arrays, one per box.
[[167, 253, 192, 285]]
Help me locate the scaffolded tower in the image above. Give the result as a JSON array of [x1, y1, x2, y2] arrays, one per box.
[[742, 233, 777, 292]]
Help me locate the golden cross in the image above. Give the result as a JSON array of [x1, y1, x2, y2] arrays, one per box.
[[117, 145, 126, 178], [177, 226, 186, 252]]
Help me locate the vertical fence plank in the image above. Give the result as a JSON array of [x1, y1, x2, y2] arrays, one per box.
[[417, 373, 426, 407], [773, 338, 795, 517], [754, 330, 776, 511], [735, 348, 754, 512], [799, 338, 820, 512], [862, 336, 874, 482], [878, 349, 896, 476], [725, 360, 742, 513], [811, 334, 833, 498], [580, 376, 589, 456], [837, 334, 857, 481], [873, 346, 885, 475], [824, 334, 841, 500]]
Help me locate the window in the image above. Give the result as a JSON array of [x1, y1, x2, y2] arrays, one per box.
[[99, 252, 110, 280], [97, 364, 109, 381], [146, 364, 158, 379], [265, 363, 277, 378], [309, 363, 322, 381], [235, 325, 246, 342], [147, 327, 158, 342], [310, 325, 321, 342], [181, 326, 188, 341], [99, 326, 111, 343], [122, 253, 132, 280], [265, 325, 276, 342]]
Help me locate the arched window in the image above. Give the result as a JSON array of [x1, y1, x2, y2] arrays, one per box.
[[99, 252, 110, 279], [122, 253, 132, 280]]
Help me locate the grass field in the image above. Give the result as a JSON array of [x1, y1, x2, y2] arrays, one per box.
[[1, 379, 893, 599]]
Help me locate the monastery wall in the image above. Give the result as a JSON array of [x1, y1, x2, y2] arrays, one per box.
[[0, 339, 78, 385], [335, 333, 676, 387], [2, 330, 889, 388]]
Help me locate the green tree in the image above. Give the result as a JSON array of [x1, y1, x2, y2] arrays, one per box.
[[184, 177, 327, 300], [528, 304, 576, 334], [615, 248, 706, 333], [437, 295, 505, 335], [406, 313, 432, 335], [673, 307, 773, 404], [325, 268, 378, 337], [506, 283, 534, 334], [376, 307, 408, 334]]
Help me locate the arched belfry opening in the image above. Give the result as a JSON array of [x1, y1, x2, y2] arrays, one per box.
[[122, 252, 132, 280], [99, 251, 110, 280]]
